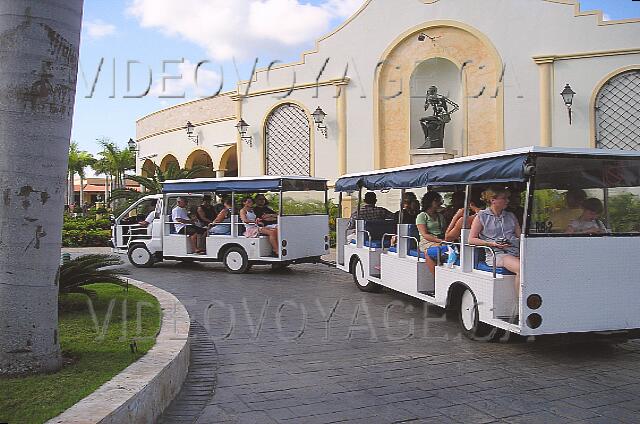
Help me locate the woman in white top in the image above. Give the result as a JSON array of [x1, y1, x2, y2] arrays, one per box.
[[239, 197, 279, 257]]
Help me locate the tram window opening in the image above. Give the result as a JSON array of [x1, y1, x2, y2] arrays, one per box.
[[529, 157, 640, 235]]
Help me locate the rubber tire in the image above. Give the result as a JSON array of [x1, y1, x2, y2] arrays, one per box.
[[351, 257, 381, 292], [458, 288, 501, 341], [128, 245, 154, 268], [223, 246, 251, 274]]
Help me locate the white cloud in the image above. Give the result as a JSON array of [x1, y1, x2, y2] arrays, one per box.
[[148, 59, 223, 99], [127, 0, 364, 60], [84, 19, 117, 39]]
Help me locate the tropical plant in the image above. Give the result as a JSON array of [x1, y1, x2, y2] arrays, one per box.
[[58, 255, 129, 297], [0, 0, 83, 375], [67, 141, 96, 206], [109, 163, 208, 204], [96, 138, 135, 191]]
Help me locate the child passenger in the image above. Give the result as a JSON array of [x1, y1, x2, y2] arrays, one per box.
[[566, 198, 607, 234]]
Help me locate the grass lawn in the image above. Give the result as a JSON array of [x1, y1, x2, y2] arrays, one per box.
[[0, 283, 162, 424]]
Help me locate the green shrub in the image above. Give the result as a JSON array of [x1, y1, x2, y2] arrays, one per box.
[[62, 229, 111, 247]]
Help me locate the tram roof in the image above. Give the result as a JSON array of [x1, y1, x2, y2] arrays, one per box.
[[335, 146, 640, 192], [162, 176, 328, 193]]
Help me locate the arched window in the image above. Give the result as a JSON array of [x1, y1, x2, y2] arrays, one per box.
[[264, 104, 311, 176], [595, 70, 640, 151]]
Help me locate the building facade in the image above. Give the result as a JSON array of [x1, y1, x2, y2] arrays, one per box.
[[135, 0, 640, 188]]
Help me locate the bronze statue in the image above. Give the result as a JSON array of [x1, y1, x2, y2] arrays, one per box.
[[419, 86, 459, 149]]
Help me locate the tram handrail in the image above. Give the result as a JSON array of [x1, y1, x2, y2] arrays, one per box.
[[464, 243, 498, 278], [381, 233, 397, 252], [357, 229, 372, 248]]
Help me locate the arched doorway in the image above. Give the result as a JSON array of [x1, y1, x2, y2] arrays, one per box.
[[185, 149, 215, 178], [264, 103, 311, 176], [595, 69, 640, 151], [141, 159, 155, 177], [219, 145, 238, 177], [159, 154, 179, 172]]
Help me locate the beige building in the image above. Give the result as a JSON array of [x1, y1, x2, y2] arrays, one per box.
[[135, 0, 640, 190]]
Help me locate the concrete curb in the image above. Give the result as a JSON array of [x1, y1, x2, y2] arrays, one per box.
[[47, 279, 191, 424]]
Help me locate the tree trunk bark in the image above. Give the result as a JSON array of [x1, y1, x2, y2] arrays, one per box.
[[79, 175, 84, 208], [0, 0, 83, 375]]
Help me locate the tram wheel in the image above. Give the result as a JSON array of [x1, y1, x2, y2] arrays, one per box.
[[458, 288, 501, 341], [351, 257, 381, 292], [223, 246, 250, 274], [128, 245, 154, 268]]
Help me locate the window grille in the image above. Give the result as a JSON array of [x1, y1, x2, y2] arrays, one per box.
[[265, 104, 311, 176], [595, 70, 640, 151]]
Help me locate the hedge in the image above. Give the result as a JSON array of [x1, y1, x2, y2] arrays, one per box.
[[62, 217, 111, 247]]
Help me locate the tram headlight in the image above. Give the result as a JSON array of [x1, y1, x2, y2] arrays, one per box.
[[282, 240, 288, 248], [324, 235, 329, 242], [282, 249, 287, 257], [526, 313, 543, 329], [527, 294, 543, 310]]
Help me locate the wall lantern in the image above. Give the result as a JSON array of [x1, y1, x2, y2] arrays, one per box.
[[312, 106, 328, 138], [560, 84, 576, 125], [127, 137, 137, 153], [186, 121, 199, 144], [235, 119, 252, 147]]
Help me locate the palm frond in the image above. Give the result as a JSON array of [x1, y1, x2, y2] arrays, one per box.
[[59, 254, 129, 296]]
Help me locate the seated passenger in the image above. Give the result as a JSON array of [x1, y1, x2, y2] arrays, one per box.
[[416, 192, 449, 275], [208, 197, 233, 235], [347, 192, 395, 240], [197, 195, 216, 226], [254, 194, 278, 227], [444, 191, 486, 242], [506, 188, 525, 227], [442, 191, 466, 228], [469, 187, 521, 289], [138, 200, 158, 228], [172, 197, 206, 254], [566, 198, 607, 234], [550, 189, 587, 232], [240, 196, 279, 257], [394, 194, 420, 225]]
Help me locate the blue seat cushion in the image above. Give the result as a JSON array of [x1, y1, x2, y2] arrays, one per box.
[[476, 261, 515, 275], [350, 239, 390, 248], [388, 246, 460, 265]]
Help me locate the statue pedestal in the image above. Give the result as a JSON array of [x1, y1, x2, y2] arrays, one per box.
[[410, 148, 457, 165]]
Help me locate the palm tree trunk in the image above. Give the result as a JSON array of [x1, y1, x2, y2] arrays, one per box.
[[104, 174, 109, 207], [68, 170, 75, 206], [79, 175, 84, 208], [0, 0, 83, 375]]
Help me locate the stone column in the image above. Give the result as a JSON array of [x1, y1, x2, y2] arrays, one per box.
[[535, 57, 554, 147]]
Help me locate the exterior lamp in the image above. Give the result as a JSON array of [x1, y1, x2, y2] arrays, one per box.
[[186, 121, 199, 144], [235, 119, 252, 147], [560, 84, 576, 125], [127, 137, 137, 153], [312, 106, 328, 138]]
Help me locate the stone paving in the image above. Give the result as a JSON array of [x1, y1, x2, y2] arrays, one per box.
[[123, 259, 640, 423]]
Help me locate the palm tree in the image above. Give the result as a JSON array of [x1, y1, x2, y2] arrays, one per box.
[[68, 142, 95, 207], [110, 163, 207, 204], [91, 157, 111, 206], [96, 139, 135, 208], [0, 0, 83, 375]]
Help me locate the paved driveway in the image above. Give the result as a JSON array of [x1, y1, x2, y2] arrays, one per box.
[[125, 260, 640, 424]]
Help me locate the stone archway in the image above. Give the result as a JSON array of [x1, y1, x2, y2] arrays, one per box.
[[159, 154, 180, 172], [141, 159, 155, 177], [185, 149, 215, 178], [376, 21, 503, 168], [219, 145, 238, 177]]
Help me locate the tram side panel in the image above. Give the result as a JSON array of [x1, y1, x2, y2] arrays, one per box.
[[520, 237, 640, 336], [279, 215, 329, 261]]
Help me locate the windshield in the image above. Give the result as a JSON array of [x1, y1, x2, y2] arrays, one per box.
[[529, 156, 640, 235]]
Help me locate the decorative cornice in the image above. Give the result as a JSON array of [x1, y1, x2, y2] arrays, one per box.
[[232, 77, 350, 100], [137, 115, 236, 142], [533, 47, 640, 64]]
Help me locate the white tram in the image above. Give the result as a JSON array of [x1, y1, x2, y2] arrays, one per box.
[[111, 176, 330, 273], [336, 147, 640, 340]]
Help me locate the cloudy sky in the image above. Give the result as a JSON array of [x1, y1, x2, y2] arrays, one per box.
[[72, 0, 640, 158]]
